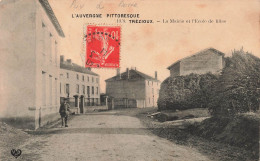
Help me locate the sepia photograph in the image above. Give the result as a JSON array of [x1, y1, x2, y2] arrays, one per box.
[[0, 0, 259, 160]]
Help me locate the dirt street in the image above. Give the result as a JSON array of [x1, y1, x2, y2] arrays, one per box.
[[15, 111, 211, 161]]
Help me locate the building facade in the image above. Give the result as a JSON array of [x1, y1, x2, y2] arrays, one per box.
[[60, 56, 100, 113], [106, 68, 160, 108], [167, 48, 225, 77], [0, 0, 64, 129]]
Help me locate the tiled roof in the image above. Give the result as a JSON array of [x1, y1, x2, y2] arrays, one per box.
[[39, 0, 65, 37], [167, 48, 225, 69], [105, 69, 159, 82], [60, 61, 99, 76]]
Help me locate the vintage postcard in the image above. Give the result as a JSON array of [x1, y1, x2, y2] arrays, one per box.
[[0, 0, 259, 160]]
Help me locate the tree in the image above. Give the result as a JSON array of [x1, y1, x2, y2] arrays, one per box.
[[208, 49, 260, 116]]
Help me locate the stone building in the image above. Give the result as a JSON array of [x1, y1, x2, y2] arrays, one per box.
[[60, 56, 100, 114], [106, 68, 160, 108], [0, 0, 64, 129], [167, 48, 225, 77]]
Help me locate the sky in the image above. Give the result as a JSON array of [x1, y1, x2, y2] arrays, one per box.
[[49, 0, 260, 93]]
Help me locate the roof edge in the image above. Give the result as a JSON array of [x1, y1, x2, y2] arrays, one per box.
[[39, 0, 65, 37], [60, 62, 99, 76], [167, 61, 180, 70], [105, 69, 160, 82], [167, 47, 225, 70]]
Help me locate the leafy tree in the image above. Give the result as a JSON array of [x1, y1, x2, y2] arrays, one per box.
[[208, 49, 260, 116]]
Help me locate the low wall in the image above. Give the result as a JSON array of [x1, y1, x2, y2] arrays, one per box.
[[113, 98, 138, 109], [0, 116, 36, 130], [84, 105, 108, 113], [1, 105, 60, 130]]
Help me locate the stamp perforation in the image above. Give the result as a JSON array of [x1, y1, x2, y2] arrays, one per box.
[[83, 23, 122, 69]]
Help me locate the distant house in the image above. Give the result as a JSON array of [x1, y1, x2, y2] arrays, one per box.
[[167, 48, 225, 77], [105, 68, 160, 108], [60, 56, 100, 113]]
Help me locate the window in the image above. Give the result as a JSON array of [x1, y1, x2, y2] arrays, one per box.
[[67, 73, 69, 78], [41, 22, 46, 57], [76, 84, 79, 93], [49, 33, 53, 62], [55, 41, 58, 66], [87, 76, 89, 82], [92, 77, 94, 82], [96, 87, 98, 94], [66, 84, 70, 94], [82, 85, 85, 94], [82, 75, 84, 81], [96, 78, 99, 83], [92, 86, 94, 95], [77, 74, 79, 80], [49, 75, 52, 105], [55, 78, 57, 105], [87, 86, 90, 95], [42, 71, 46, 106]]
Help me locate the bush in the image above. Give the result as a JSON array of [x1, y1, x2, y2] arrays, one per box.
[[208, 49, 260, 116], [158, 48, 260, 116], [158, 73, 218, 111], [188, 114, 259, 153]]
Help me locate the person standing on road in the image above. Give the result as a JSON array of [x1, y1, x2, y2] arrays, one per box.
[[59, 98, 71, 127]]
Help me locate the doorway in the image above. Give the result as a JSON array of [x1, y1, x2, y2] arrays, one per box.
[[80, 96, 84, 113]]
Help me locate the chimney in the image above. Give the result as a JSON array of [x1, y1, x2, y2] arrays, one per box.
[[60, 55, 64, 63], [67, 59, 72, 64], [155, 71, 157, 80], [134, 67, 137, 70], [126, 68, 129, 79], [116, 68, 121, 79]]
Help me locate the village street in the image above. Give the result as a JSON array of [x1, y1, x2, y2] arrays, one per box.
[[16, 111, 211, 161]]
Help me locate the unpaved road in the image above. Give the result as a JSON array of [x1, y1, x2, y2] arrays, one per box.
[[14, 111, 211, 161]]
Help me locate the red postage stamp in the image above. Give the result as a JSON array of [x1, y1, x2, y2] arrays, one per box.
[[85, 25, 120, 68]]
